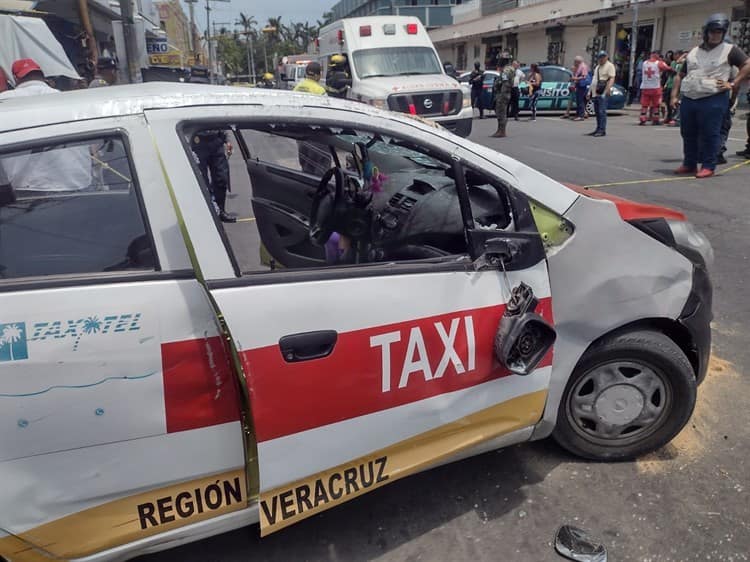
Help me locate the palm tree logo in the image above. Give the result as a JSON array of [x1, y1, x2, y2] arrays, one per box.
[[73, 316, 101, 351], [0, 322, 28, 362]]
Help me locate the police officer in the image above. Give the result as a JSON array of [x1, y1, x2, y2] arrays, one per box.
[[491, 53, 513, 138], [88, 57, 117, 88], [671, 13, 750, 178], [468, 61, 485, 119], [293, 62, 327, 95], [191, 130, 236, 223]]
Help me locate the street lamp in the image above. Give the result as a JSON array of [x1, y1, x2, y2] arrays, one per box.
[[236, 23, 257, 84], [261, 26, 276, 74], [204, 0, 231, 84]]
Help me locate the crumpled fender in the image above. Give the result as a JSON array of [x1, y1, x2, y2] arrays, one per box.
[[531, 194, 693, 440]]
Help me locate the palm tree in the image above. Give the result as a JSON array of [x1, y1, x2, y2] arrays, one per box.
[[237, 13, 257, 81], [317, 11, 335, 29], [1, 324, 23, 360]]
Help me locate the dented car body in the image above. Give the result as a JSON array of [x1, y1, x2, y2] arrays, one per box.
[[0, 84, 711, 561]]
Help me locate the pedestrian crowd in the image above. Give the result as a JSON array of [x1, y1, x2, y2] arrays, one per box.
[[472, 13, 750, 177]]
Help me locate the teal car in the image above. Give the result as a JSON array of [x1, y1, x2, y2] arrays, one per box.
[[459, 65, 626, 116]]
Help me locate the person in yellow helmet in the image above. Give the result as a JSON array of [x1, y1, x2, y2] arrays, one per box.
[[325, 54, 351, 98], [258, 72, 275, 89], [293, 62, 327, 95]]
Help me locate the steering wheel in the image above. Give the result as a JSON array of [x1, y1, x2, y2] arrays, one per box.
[[309, 167, 344, 246]]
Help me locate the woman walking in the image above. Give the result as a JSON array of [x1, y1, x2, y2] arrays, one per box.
[[528, 64, 542, 121]]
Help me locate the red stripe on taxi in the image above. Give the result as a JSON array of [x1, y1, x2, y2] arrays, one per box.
[[162, 336, 241, 433], [242, 300, 553, 442]]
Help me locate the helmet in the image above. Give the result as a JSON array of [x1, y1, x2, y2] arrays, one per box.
[[703, 13, 729, 42], [306, 61, 322, 76], [263, 72, 273, 81], [330, 54, 346, 65]]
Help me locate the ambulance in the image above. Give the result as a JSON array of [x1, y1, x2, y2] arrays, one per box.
[[277, 54, 315, 90], [0, 83, 711, 561], [314, 16, 473, 137]]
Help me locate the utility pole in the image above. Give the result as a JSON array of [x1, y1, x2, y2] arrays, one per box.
[[628, 0, 639, 97], [204, 0, 230, 84], [185, 0, 197, 58], [236, 20, 256, 83], [262, 26, 276, 74], [118, 0, 140, 83]]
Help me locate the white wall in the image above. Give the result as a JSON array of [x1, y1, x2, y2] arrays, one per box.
[[563, 25, 594, 66], [661, 1, 740, 52], [517, 29, 547, 65]]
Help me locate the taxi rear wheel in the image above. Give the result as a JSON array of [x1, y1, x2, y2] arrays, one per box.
[[553, 330, 696, 461], [585, 99, 595, 116]]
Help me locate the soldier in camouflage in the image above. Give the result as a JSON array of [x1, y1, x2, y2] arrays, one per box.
[[491, 53, 514, 138]]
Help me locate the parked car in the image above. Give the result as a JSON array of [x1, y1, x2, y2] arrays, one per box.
[[459, 65, 627, 115], [0, 83, 710, 561]]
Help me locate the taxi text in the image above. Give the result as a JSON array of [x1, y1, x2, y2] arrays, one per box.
[[370, 315, 476, 392], [136, 477, 243, 529], [261, 456, 388, 526]]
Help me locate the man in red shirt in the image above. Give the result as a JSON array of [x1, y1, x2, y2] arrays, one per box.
[[639, 50, 672, 125]]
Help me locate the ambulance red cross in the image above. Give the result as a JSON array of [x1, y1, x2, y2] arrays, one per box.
[[0, 83, 712, 561]]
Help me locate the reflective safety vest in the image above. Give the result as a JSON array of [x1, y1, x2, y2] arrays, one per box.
[[293, 78, 327, 96], [681, 43, 733, 100]]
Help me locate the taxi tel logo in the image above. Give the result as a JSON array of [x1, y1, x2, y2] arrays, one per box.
[[0, 322, 29, 362]]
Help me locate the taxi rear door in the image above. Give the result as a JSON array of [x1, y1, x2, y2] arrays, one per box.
[[146, 105, 555, 537]]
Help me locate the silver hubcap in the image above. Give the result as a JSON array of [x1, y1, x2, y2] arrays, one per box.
[[567, 361, 670, 444]]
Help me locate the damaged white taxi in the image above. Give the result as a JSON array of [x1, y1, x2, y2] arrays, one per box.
[[0, 84, 712, 561]]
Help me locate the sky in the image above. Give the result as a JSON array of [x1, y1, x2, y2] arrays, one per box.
[[181, 0, 335, 36]]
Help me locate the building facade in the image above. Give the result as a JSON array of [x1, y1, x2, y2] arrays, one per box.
[[430, 0, 749, 85], [330, 0, 461, 28], [153, 0, 204, 67], [0, 0, 163, 82]]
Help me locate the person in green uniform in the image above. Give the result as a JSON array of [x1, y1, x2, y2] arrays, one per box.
[[491, 53, 513, 138]]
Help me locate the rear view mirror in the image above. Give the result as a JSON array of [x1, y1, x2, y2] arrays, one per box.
[[494, 282, 555, 375]]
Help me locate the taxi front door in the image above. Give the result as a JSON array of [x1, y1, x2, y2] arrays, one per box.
[[146, 106, 554, 537]]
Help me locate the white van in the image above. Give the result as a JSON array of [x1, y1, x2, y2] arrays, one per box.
[[315, 16, 473, 137]]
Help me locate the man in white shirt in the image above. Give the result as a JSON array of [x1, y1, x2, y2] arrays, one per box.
[[0, 58, 59, 99], [509, 61, 525, 121], [0, 59, 91, 192]]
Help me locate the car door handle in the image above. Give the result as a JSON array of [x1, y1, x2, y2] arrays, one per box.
[[279, 330, 338, 362]]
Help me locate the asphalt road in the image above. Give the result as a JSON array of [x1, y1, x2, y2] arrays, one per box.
[[139, 109, 750, 562]]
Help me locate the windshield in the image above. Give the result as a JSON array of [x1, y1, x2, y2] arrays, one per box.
[[353, 47, 442, 79]]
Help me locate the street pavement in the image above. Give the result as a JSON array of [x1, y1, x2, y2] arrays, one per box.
[[139, 109, 750, 562]]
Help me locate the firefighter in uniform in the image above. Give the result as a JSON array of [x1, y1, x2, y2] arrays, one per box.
[[191, 130, 236, 222], [258, 73, 275, 88], [325, 54, 352, 98], [491, 53, 513, 138], [671, 13, 750, 178]]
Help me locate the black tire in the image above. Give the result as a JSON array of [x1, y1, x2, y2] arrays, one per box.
[[585, 99, 595, 116], [553, 330, 697, 461]]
